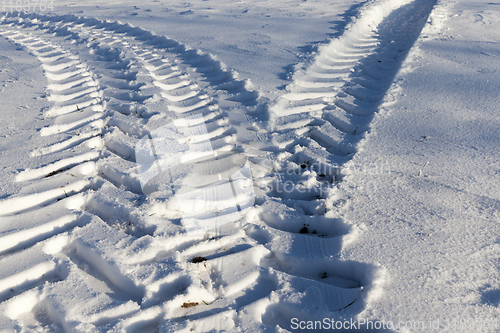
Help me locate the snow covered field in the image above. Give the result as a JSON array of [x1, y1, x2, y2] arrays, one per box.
[[0, 0, 499, 331]]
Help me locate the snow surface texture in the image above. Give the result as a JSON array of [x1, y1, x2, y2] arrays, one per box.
[[0, 0, 499, 332]]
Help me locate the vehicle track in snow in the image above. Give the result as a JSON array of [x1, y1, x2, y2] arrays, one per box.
[[258, 0, 437, 328], [0, 0, 436, 330]]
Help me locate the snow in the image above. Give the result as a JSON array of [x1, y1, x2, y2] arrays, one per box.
[[1, 0, 500, 331], [340, 0, 500, 329]]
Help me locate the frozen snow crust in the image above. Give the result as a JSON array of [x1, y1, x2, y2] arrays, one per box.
[[0, 0, 441, 331]]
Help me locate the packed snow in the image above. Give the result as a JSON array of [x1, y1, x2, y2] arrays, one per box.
[[0, 0, 499, 332]]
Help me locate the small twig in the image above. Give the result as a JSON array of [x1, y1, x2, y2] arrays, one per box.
[[417, 161, 429, 176]]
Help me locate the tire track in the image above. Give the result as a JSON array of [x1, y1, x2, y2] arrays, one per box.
[[0, 0, 437, 330], [0, 12, 274, 332], [273, 0, 436, 162], [256, 0, 436, 328]]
